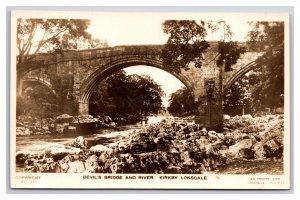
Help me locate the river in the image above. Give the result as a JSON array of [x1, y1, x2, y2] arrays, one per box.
[[16, 116, 169, 155]]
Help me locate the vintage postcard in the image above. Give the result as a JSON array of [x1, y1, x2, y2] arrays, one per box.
[[10, 10, 290, 189]]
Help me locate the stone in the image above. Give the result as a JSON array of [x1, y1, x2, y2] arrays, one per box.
[[65, 126, 77, 134], [227, 139, 256, 158], [67, 161, 86, 173], [154, 137, 174, 152], [16, 151, 33, 164], [90, 145, 111, 153], [109, 122, 117, 127], [263, 139, 283, 158], [69, 136, 87, 148], [238, 148, 255, 159], [24, 156, 58, 172], [253, 142, 265, 159], [43, 144, 81, 161], [223, 114, 231, 120], [242, 114, 253, 119], [180, 151, 193, 165], [85, 154, 101, 173], [16, 127, 31, 136], [56, 114, 73, 122]]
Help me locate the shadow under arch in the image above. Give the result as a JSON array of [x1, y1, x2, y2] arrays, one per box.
[[21, 77, 58, 99], [223, 61, 259, 93], [79, 57, 194, 114]]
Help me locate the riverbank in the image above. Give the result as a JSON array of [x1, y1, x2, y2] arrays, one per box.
[[15, 114, 284, 174]]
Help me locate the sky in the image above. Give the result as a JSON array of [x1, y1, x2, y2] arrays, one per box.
[[87, 12, 253, 46]]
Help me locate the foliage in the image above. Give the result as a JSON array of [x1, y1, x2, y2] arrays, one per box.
[[161, 20, 209, 73], [17, 19, 92, 64], [207, 21, 247, 70], [223, 76, 252, 115], [217, 41, 246, 71], [162, 20, 247, 116], [17, 84, 58, 119], [167, 87, 198, 117], [89, 70, 165, 121], [246, 22, 284, 110]]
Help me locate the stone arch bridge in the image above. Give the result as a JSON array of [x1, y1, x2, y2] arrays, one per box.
[[18, 43, 262, 130]]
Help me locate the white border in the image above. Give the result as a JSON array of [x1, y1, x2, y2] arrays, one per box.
[[1, 2, 298, 200], [10, 10, 290, 190]]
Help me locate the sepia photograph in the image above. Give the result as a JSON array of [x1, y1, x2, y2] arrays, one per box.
[[10, 10, 290, 189]]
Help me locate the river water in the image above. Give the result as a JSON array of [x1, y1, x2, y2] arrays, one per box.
[[16, 116, 169, 154]]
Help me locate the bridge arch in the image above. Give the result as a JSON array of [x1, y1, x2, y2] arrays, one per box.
[[21, 77, 58, 98], [223, 61, 258, 93], [79, 56, 194, 115]]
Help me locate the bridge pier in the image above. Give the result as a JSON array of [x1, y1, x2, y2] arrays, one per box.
[[79, 102, 89, 115]]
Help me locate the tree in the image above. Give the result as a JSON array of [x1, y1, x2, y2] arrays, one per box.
[[89, 70, 166, 122], [224, 76, 252, 116], [16, 18, 107, 75], [161, 20, 209, 73], [207, 21, 247, 71], [17, 84, 58, 119], [167, 87, 198, 117], [162, 20, 246, 73], [246, 22, 284, 111]]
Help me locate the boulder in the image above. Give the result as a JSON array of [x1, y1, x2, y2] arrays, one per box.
[[43, 144, 81, 161], [16, 127, 31, 136], [69, 136, 87, 148], [90, 144, 111, 153], [227, 139, 256, 159], [253, 142, 265, 159], [223, 114, 231, 120], [65, 126, 77, 134], [180, 151, 193, 165], [55, 114, 73, 123], [77, 115, 98, 123], [242, 114, 253, 119], [154, 137, 174, 152], [85, 154, 101, 173], [24, 156, 58, 172], [16, 151, 34, 164], [263, 139, 283, 158], [67, 161, 86, 173], [238, 148, 255, 159]]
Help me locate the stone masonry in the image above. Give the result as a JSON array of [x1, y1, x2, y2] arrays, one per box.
[[18, 43, 262, 130]]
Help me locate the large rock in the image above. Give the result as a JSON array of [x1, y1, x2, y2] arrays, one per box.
[[90, 144, 111, 153], [85, 154, 101, 173], [24, 156, 58, 172], [67, 161, 86, 173], [16, 127, 31, 136], [16, 151, 34, 164], [77, 115, 98, 123], [238, 148, 255, 159], [43, 144, 81, 161], [223, 114, 231, 120], [58, 155, 74, 172], [180, 151, 193, 165], [253, 142, 265, 159], [263, 139, 283, 158], [55, 114, 73, 123], [154, 137, 174, 152], [227, 139, 256, 159], [69, 136, 87, 148]]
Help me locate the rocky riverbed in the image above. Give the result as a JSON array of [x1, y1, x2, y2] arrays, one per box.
[[15, 114, 284, 174]]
